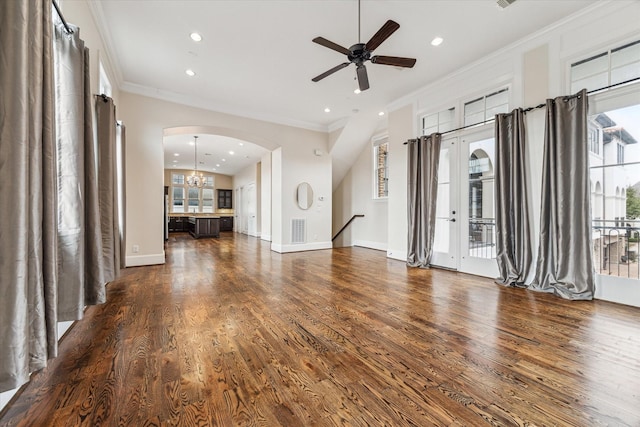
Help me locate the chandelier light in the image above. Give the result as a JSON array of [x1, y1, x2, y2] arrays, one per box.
[[187, 136, 206, 188]]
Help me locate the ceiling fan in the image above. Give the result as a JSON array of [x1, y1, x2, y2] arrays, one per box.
[[311, 0, 416, 92]]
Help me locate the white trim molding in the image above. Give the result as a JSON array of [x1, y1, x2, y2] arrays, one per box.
[[125, 252, 165, 267], [271, 241, 332, 253], [353, 240, 387, 252]]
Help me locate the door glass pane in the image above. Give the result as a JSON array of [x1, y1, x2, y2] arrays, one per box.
[[589, 103, 640, 278], [433, 148, 451, 253], [468, 138, 496, 259]]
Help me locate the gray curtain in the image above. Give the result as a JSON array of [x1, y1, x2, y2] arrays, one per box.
[[95, 96, 121, 282], [495, 109, 533, 287], [407, 134, 441, 268], [54, 23, 106, 321], [0, 0, 59, 392], [530, 89, 595, 300], [117, 124, 127, 269]]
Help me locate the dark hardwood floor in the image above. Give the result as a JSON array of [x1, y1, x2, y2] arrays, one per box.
[[2, 232, 640, 426]]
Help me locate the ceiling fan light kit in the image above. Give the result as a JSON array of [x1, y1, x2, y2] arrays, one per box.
[[311, 1, 416, 91]]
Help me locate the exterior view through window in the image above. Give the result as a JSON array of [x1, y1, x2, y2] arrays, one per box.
[[589, 103, 640, 278]]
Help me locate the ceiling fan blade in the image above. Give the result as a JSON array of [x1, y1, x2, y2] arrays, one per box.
[[312, 62, 350, 82], [356, 64, 370, 91], [371, 55, 417, 68], [365, 20, 400, 51], [312, 37, 351, 55]]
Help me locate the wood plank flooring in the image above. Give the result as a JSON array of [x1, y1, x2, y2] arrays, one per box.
[[1, 232, 640, 426]]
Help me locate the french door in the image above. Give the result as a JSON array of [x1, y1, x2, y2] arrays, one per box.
[[431, 128, 499, 278]]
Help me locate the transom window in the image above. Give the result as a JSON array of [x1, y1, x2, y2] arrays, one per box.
[[422, 107, 455, 135], [463, 88, 509, 126], [571, 39, 640, 93]]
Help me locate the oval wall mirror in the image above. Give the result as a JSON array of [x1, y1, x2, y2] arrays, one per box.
[[297, 182, 313, 210]]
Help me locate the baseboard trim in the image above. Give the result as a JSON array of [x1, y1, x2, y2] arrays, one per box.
[[261, 234, 271, 242], [353, 240, 387, 252], [386, 250, 407, 262], [594, 275, 640, 308], [125, 252, 165, 267], [271, 241, 332, 253]]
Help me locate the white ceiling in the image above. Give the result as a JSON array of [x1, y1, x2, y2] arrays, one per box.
[[93, 0, 599, 175], [163, 133, 269, 175]]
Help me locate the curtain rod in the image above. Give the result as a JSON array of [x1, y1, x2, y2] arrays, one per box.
[[52, 0, 74, 34], [404, 77, 640, 145]]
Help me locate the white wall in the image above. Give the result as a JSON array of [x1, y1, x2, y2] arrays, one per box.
[[272, 142, 333, 252], [260, 152, 272, 241], [333, 137, 388, 251], [386, 104, 415, 261]]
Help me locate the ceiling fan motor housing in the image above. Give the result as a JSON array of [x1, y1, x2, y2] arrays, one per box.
[[348, 43, 370, 64]]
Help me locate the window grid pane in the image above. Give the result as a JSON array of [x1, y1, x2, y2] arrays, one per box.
[[570, 39, 640, 92]]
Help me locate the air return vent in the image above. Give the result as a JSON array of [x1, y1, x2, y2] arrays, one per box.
[[497, 0, 516, 8], [291, 219, 306, 244]]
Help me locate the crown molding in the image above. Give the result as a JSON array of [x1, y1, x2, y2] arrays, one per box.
[[86, 0, 124, 88], [120, 81, 329, 133], [386, 0, 613, 113]]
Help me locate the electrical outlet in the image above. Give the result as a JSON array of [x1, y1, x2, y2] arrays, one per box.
[[132, 245, 139, 253]]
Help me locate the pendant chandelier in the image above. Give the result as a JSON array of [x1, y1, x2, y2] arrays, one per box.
[[187, 136, 206, 188]]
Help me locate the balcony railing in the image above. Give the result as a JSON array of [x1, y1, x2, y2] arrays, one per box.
[[469, 218, 496, 259], [592, 219, 640, 279]]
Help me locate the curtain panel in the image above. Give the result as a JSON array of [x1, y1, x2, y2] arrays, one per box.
[[54, 23, 106, 320], [0, 0, 58, 392], [407, 134, 441, 268], [95, 96, 122, 282], [494, 109, 534, 287], [531, 89, 595, 300]]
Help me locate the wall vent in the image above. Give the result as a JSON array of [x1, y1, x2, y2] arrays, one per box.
[[291, 219, 306, 244], [496, 0, 516, 8]]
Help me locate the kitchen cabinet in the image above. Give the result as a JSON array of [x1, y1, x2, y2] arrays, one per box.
[[168, 216, 187, 232], [219, 216, 234, 232], [217, 189, 233, 209]]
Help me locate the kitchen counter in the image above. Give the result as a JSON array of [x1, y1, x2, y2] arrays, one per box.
[[187, 216, 220, 238]]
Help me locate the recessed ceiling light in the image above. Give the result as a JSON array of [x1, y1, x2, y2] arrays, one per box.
[[190, 32, 202, 42], [431, 37, 444, 46], [174, 153, 180, 156], [216, 164, 220, 167], [324, 107, 331, 113], [173, 160, 178, 163], [222, 159, 226, 162], [378, 111, 385, 116], [188, 141, 195, 146], [185, 69, 196, 77], [229, 151, 234, 155], [239, 142, 244, 146], [354, 88, 361, 94]]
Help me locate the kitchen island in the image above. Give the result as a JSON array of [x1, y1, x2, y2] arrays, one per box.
[[187, 216, 220, 238]]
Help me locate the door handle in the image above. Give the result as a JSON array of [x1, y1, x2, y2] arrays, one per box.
[[450, 218, 456, 222]]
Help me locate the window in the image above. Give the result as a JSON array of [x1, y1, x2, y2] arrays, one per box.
[[373, 136, 388, 199], [187, 187, 200, 213], [588, 128, 600, 155], [617, 143, 625, 164], [571, 40, 640, 93], [172, 173, 184, 185], [464, 88, 509, 126], [172, 187, 185, 212], [202, 188, 214, 213], [422, 108, 455, 135], [99, 62, 112, 97]]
